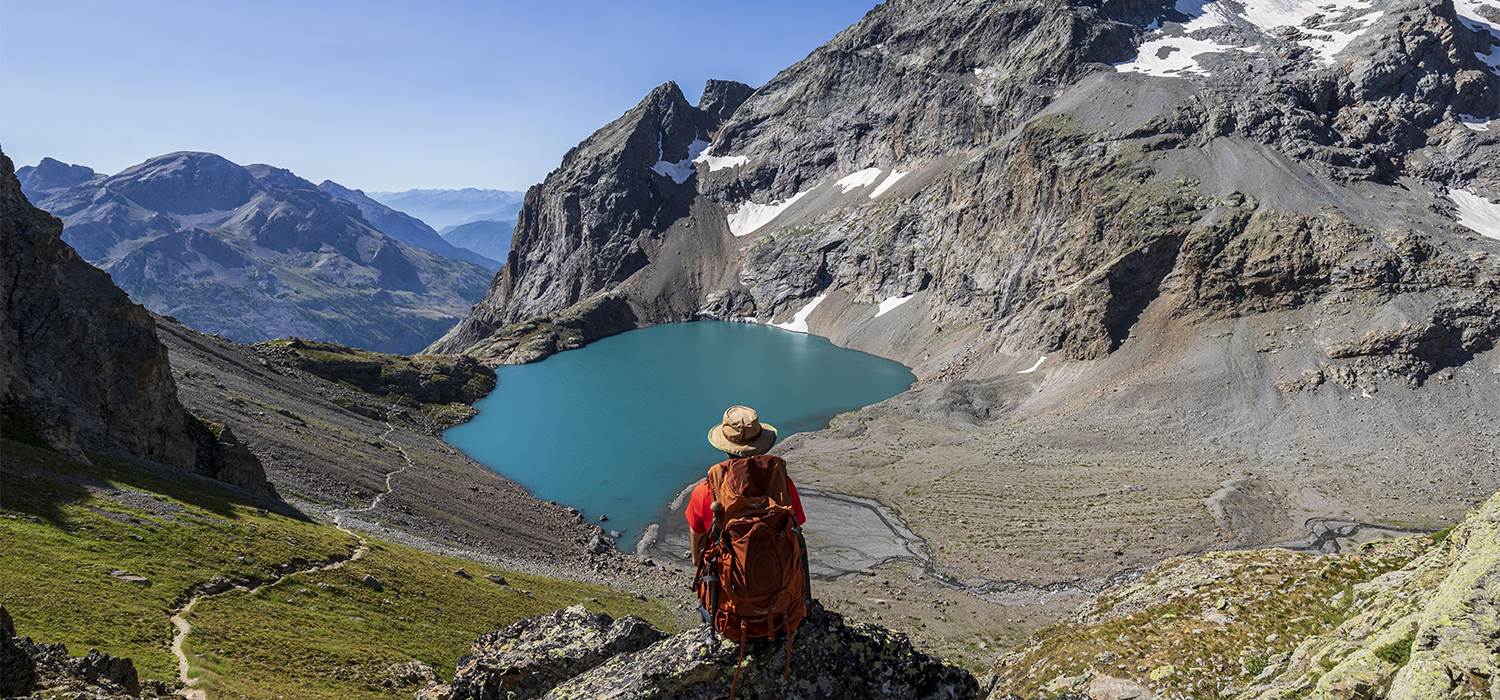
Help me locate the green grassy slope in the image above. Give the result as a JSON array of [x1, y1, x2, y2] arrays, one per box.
[[1, 439, 676, 698]]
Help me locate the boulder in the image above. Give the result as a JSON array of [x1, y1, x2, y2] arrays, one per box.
[[428, 601, 977, 699], [435, 604, 668, 700], [586, 534, 614, 554]]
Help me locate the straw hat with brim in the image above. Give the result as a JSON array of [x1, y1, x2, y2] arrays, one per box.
[[708, 405, 778, 456]]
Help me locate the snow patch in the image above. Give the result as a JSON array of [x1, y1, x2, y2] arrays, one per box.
[[1234, 0, 1385, 65], [874, 295, 913, 318], [836, 168, 884, 194], [693, 146, 750, 171], [1117, 35, 1235, 77], [1018, 357, 1048, 374], [1450, 189, 1500, 240], [727, 190, 810, 237], [1302, 11, 1385, 64], [772, 294, 828, 333], [870, 171, 909, 199], [1454, 0, 1500, 74], [1460, 114, 1493, 131], [651, 159, 694, 184], [650, 137, 711, 185], [1125, 0, 1388, 75], [1117, 2, 1233, 77]]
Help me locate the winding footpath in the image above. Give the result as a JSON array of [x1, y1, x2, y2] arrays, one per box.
[[169, 424, 413, 699]]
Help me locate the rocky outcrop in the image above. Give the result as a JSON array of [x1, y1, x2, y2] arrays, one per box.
[[22, 151, 493, 354], [318, 179, 502, 270], [424, 602, 978, 700], [3, 616, 169, 700], [1, 150, 196, 468], [0, 606, 37, 697], [980, 488, 1500, 700], [184, 416, 277, 496], [1244, 492, 1500, 699], [433, 605, 669, 700], [255, 337, 496, 404], [426, 292, 639, 364]]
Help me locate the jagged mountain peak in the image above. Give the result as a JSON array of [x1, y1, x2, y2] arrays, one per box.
[[697, 78, 756, 132]]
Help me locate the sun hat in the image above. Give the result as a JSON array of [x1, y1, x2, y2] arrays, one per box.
[[707, 405, 778, 456]]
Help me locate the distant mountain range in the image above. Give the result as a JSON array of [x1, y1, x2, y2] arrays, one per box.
[[317, 181, 501, 271], [438, 219, 515, 264], [17, 153, 494, 354], [367, 188, 525, 231]]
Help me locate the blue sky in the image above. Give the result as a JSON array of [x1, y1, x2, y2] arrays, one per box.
[[0, 0, 879, 191]]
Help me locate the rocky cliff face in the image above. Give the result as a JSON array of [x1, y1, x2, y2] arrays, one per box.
[[2, 150, 195, 468], [23, 152, 493, 354], [425, 80, 753, 354], [437, 0, 1498, 367], [0, 150, 274, 494], [422, 602, 978, 700]]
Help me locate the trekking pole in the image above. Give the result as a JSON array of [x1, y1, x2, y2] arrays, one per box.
[[706, 501, 725, 641]]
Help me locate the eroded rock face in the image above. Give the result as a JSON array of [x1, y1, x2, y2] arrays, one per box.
[[0, 149, 195, 468], [425, 602, 977, 700], [185, 417, 277, 496], [10, 634, 146, 699]]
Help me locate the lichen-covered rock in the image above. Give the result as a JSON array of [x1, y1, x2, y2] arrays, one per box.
[[549, 602, 978, 699], [382, 660, 438, 689], [436, 604, 669, 700], [431, 601, 977, 700], [1246, 492, 1500, 700]]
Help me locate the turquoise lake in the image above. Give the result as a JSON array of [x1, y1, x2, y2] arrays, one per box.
[[443, 321, 915, 549]]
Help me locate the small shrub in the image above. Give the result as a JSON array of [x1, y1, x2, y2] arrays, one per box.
[[1375, 635, 1413, 667], [1244, 653, 1268, 677]]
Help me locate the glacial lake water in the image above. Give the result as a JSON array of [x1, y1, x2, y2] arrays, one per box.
[[444, 321, 915, 550]]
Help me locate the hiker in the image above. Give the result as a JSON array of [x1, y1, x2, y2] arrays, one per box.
[[689, 405, 812, 693], [686, 405, 806, 569]]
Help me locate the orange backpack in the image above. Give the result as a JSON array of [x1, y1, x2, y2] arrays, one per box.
[[695, 454, 808, 646]]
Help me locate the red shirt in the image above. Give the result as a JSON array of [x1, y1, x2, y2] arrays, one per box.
[[686, 477, 806, 533]]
